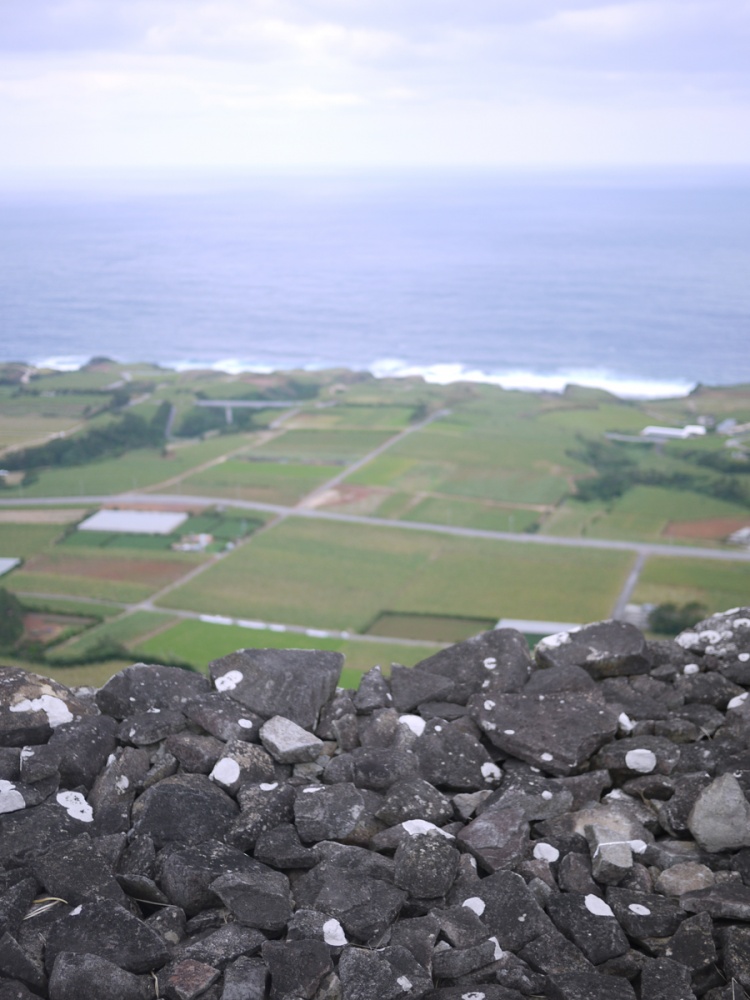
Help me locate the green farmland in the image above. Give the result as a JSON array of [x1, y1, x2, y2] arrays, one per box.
[[0, 361, 748, 685]]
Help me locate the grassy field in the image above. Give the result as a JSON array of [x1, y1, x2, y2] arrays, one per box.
[[252, 429, 394, 463], [169, 459, 341, 505], [545, 486, 750, 543], [287, 405, 416, 431], [632, 556, 750, 614], [0, 523, 67, 557], [3, 434, 258, 498], [132, 618, 444, 682], [48, 610, 179, 662], [5, 547, 204, 604], [157, 517, 632, 630], [400, 496, 541, 532]]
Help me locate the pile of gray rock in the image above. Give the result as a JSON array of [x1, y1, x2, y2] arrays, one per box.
[[2, 609, 750, 1000]]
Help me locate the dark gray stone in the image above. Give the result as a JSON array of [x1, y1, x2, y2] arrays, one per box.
[[221, 955, 267, 1000], [681, 884, 750, 920], [294, 781, 375, 844], [0, 879, 37, 940], [0, 668, 95, 747], [44, 900, 170, 974], [518, 927, 592, 977], [456, 803, 530, 872], [157, 840, 263, 915], [262, 939, 333, 999], [352, 666, 392, 713], [640, 957, 696, 1000], [254, 822, 317, 869], [178, 924, 264, 968], [132, 773, 238, 847], [546, 971, 636, 1000], [394, 831, 460, 899], [208, 648, 342, 729], [535, 620, 652, 679], [719, 925, 750, 988], [96, 663, 210, 718], [47, 715, 118, 789], [470, 690, 619, 775], [546, 892, 630, 965], [184, 692, 263, 743], [0, 932, 46, 992], [389, 665, 455, 712], [605, 888, 684, 940], [661, 911, 716, 971], [90, 746, 150, 836], [48, 951, 150, 1000], [118, 709, 187, 746], [338, 945, 430, 1000], [164, 732, 225, 773], [415, 628, 532, 703], [432, 938, 501, 979], [413, 723, 494, 790], [472, 871, 551, 952], [226, 782, 296, 851], [375, 776, 452, 826], [210, 866, 291, 932], [31, 833, 127, 906]]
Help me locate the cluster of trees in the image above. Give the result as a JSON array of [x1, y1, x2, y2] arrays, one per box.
[[175, 406, 257, 438], [648, 601, 707, 635], [2, 403, 171, 472], [569, 437, 750, 508], [0, 588, 23, 647]]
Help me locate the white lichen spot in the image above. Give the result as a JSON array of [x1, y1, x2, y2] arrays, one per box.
[[734, 618, 750, 628], [541, 790, 553, 801], [728, 693, 749, 710], [259, 782, 278, 791], [539, 631, 571, 650], [303, 786, 324, 793], [585, 894, 614, 917], [56, 791, 93, 823], [69, 905, 82, 916], [399, 715, 426, 737], [146, 707, 161, 714], [397, 976, 412, 992], [468, 856, 477, 869], [0, 780, 25, 814], [215, 670, 243, 692], [628, 903, 651, 916], [402, 819, 454, 839], [462, 897, 486, 916], [503, 729, 516, 735], [739, 653, 750, 662], [488, 936, 504, 960], [683, 663, 700, 675], [237, 718, 254, 729], [618, 713, 635, 733], [676, 632, 700, 649], [481, 762, 501, 783], [629, 839, 648, 854], [483, 657, 497, 670], [20, 747, 35, 761], [106, 753, 116, 767], [533, 842, 560, 863], [434, 725, 443, 732], [115, 776, 130, 793], [386, 693, 393, 701], [210, 758, 241, 787], [483, 700, 495, 711], [10, 695, 73, 728], [322, 918, 347, 946], [461, 994, 485, 1000], [625, 749, 657, 773], [540, 752, 553, 762]]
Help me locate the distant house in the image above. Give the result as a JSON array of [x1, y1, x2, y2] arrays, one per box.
[[172, 533, 213, 552], [640, 424, 706, 440]]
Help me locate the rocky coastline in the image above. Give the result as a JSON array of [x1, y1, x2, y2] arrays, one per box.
[[2, 610, 750, 999]]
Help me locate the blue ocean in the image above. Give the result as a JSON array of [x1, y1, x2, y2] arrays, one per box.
[[1, 168, 749, 398]]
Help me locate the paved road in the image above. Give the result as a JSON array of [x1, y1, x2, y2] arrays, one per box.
[[3, 490, 750, 562]]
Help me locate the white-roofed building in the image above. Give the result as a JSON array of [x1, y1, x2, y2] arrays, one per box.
[[78, 509, 188, 535]]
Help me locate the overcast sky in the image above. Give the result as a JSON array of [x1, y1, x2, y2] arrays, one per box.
[[1, 0, 749, 170]]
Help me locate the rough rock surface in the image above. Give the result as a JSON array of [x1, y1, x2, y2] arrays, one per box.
[[2, 609, 750, 999]]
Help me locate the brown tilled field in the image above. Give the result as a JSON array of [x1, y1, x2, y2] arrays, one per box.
[[664, 517, 750, 539], [22, 553, 196, 587]]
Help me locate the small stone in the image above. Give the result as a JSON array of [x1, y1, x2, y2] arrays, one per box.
[[210, 866, 292, 932], [159, 959, 220, 1000], [640, 957, 696, 1000], [654, 862, 715, 896], [262, 939, 333, 999], [132, 773, 238, 848], [687, 773, 750, 852], [394, 832, 460, 899], [96, 664, 210, 718], [545, 970, 637, 999], [260, 715, 323, 763], [547, 892, 629, 965], [221, 956, 267, 1000], [48, 951, 150, 1000]]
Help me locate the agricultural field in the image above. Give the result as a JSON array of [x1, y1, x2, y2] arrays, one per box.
[[1, 362, 748, 684], [156, 518, 632, 633]]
